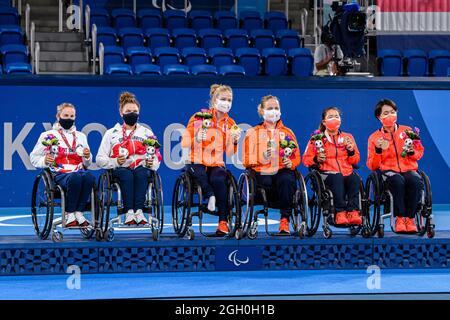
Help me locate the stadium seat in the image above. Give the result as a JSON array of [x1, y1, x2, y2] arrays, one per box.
[[208, 47, 234, 68], [90, 8, 110, 28], [126, 46, 152, 71], [153, 47, 180, 66], [188, 10, 212, 32], [235, 47, 261, 76], [0, 0, 11, 6], [103, 46, 126, 73], [448, 67, 450, 77], [105, 63, 133, 75], [377, 49, 402, 76], [214, 11, 238, 31], [145, 28, 171, 50], [118, 27, 144, 50], [0, 25, 23, 46], [239, 10, 263, 32], [181, 47, 207, 67], [111, 9, 136, 30], [276, 29, 301, 51], [3, 62, 31, 74], [191, 64, 218, 76], [0, 7, 18, 25], [428, 50, 450, 77], [403, 49, 427, 77], [198, 28, 223, 50], [163, 64, 190, 75], [288, 48, 313, 76], [262, 48, 287, 76], [138, 8, 162, 30], [219, 65, 246, 76], [224, 29, 249, 52], [250, 29, 275, 52], [172, 28, 197, 49], [0, 44, 28, 65], [264, 11, 288, 33], [134, 64, 161, 76], [96, 27, 117, 53], [164, 10, 187, 32]]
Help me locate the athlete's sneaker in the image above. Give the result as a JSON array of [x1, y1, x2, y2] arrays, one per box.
[[216, 220, 229, 235], [347, 210, 362, 225], [75, 211, 90, 227], [405, 218, 418, 233], [124, 210, 137, 225], [135, 209, 148, 225], [278, 217, 290, 234], [335, 211, 349, 225], [395, 217, 407, 233], [65, 212, 78, 227]]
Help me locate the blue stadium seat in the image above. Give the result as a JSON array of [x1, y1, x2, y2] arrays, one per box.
[[239, 10, 263, 32], [262, 48, 287, 76], [103, 46, 125, 73], [403, 49, 427, 77], [90, 8, 110, 28], [224, 29, 249, 52], [96, 27, 117, 53], [288, 48, 313, 76], [118, 27, 144, 50], [235, 47, 260, 76], [198, 28, 223, 50], [250, 29, 274, 52], [126, 46, 152, 71], [153, 47, 180, 66], [0, 7, 18, 25], [0, 25, 23, 46], [172, 28, 197, 49], [163, 64, 190, 75], [134, 64, 161, 76], [181, 47, 207, 67], [276, 29, 301, 51], [448, 67, 450, 77], [264, 11, 288, 33], [105, 63, 133, 75], [188, 10, 212, 32], [214, 11, 237, 31], [3, 62, 31, 74], [0, 44, 28, 65], [0, 0, 11, 7], [219, 65, 246, 76], [191, 64, 218, 76], [428, 50, 450, 77], [138, 8, 162, 30], [377, 49, 402, 76], [208, 47, 234, 68], [111, 9, 136, 30], [145, 28, 170, 50], [164, 10, 187, 32]]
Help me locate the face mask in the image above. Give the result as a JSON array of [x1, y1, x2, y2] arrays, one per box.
[[380, 114, 397, 127], [122, 112, 139, 126], [325, 118, 341, 131], [263, 109, 281, 123], [59, 118, 74, 130], [215, 99, 232, 113]]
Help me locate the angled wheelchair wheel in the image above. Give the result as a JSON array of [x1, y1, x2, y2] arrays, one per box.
[[31, 170, 54, 240], [98, 171, 113, 236], [293, 171, 308, 237], [416, 171, 433, 237], [238, 171, 255, 237], [364, 171, 382, 237], [226, 172, 242, 239], [148, 171, 164, 235], [80, 186, 99, 240], [172, 172, 191, 237], [304, 171, 323, 237]]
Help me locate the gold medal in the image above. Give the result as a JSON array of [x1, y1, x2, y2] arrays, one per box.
[[381, 139, 389, 150]]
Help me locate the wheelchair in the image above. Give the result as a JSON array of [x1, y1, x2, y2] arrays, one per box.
[[237, 169, 310, 239], [304, 168, 367, 239], [31, 168, 99, 242], [172, 168, 243, 240], [97, 168, 164, 241], [364, 170, 435, 238]]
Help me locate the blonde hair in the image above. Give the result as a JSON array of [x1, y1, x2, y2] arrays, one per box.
[[56, 102, 75, 119], [257, 95, 280, 115], [209, 84, 232, 107], [119, 91, 140, 112]]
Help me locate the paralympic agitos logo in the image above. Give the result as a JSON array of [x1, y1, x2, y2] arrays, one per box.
[[151, 0, 192, 12]]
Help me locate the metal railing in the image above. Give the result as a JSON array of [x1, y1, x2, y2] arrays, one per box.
[[99, 42, 104, 75], [25, 3, 30, 39], [91, 24, 97, 74], [30, 21, 35, 72], [85, 4, 91, 41], [300, 8, 308, 38], [59, 0, 63, 32], [35, 42, 40, 74]]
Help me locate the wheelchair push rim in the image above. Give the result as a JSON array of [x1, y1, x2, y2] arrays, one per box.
[[304, 172, 322, 237], [172, 173, 191, 237], [364, 172, 382, 236], [237, 172, 255, 236], [31, 171, 54, 240]]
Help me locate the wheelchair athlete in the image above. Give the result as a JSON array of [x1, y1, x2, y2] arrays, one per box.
[[303, 106, 362, 226], [30, 102, 95, 228], [242, 95, 301, 235], [367, 99, 425, 233]]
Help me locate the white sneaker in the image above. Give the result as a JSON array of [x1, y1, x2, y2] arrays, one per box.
[[65, 212, 77, 227], [75, 211, 90, 227], [124, 209, 137, 225], [135, 209, 148, 225], [207, 196, 216, 212]]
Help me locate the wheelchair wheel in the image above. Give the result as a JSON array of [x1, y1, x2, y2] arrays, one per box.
[[304, 171, 323, 237], [238, 172, 255, 237], [80, 186, 99, 240], [31, 170, 54, 240], [98, 171, 113, 235], [416, 171, 433, 236], [226, 173, 242, 239], [148, 171, 164, 235], [364, 172, 382, 237], [293, 171, 308, 237], [172, 172, 191, 237]]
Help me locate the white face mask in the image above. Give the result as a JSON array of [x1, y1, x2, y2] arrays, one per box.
[[263, 109, 281, 123], [215, 99, 232, 113]]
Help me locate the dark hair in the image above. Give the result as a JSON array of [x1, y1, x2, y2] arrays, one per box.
[[374, 99, 397, 119], [319, 107, 342, 132]]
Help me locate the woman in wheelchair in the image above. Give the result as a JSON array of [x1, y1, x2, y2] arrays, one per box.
[[242, 95, 301, 235], [96, 92, 162, 226], [181, 84, 241, 236], [30, 102, 95, 227], [367, 99, 424, 233], [303, 107, 362, 226]]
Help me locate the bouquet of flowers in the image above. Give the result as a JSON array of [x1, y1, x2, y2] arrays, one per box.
[[310, 130, 326, 154], [194, 109, 213, 131], [41, 134, 60, 166], [400, 127, 421, 158], [279, 135, 297, 160], [143, 135, 161, 160]]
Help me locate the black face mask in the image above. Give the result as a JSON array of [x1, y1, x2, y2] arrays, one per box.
[[59, 118, 75, 130], [122, 112, 139, 126]]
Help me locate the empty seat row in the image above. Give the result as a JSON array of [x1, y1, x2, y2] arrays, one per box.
[[90, 8, 289, 33], [377, 49, 450, 77], [0, 25, 24, 46], [0, 44, 31, 74], [0, 7, 18, 25]]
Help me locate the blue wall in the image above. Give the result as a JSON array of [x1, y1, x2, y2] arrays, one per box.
[[0, 76, 449, 206]]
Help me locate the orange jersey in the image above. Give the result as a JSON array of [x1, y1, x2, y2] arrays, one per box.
[[303, 131, 360, 177], [242, 120, 301, 174], [367, 124, 424, 172], [181, 108, 238, 167]]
